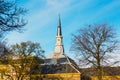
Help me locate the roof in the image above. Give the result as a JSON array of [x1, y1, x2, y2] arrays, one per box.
[[43, 56, 80, 74], [41, 63, 80, 74]]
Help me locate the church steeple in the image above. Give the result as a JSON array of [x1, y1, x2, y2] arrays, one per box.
[[53, 15, 64, 58], [56, 15, 63, 46]]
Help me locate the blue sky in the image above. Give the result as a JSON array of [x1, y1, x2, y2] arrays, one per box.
[[6, 0, 120, 58]]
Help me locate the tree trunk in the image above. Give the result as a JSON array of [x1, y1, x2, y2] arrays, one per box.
[[97, 67, 103, 80], [97, 55, 103, 80]]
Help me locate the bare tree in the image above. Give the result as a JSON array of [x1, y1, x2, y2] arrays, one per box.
[[0, 40, 11, 63], [0, 0, 27, 37], [71, 23, 118, 80], [3, 41, 44, 80], [0, 0, 27, 65]]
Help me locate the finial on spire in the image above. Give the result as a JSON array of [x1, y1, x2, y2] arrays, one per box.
[[57, 15, 62, 36]]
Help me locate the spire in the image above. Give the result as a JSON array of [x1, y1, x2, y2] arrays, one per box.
[[57, 15, 62, 36], [58, 15, 61, 27], [53, 15, 64, 58]]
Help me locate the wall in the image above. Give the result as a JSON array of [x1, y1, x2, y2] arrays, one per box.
[[91, 76, 120, 80], [40, 73, 81, 80]]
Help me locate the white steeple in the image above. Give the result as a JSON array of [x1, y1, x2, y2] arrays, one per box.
[[53, 15, 65, 58], [46, 15, 65, 59]]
